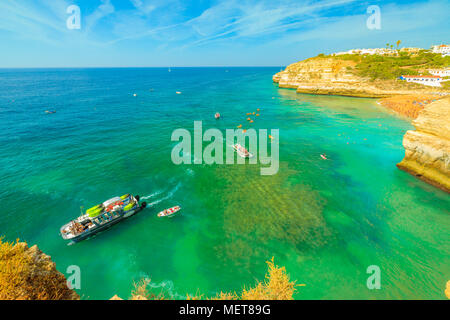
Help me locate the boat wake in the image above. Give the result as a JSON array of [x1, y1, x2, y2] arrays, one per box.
[[145, 183, 181, 207], [140, 190, 163, 200], [137, 277, 186, 299]]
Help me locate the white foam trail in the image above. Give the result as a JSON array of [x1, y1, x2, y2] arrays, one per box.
[[146, 183, 181, 207], [141, 190, 164, 200], [137, 278, 186, 300]]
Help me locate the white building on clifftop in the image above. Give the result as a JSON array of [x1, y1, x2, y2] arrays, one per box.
[[429, 68, 450, 77], [431, 44, 450, 56], [333, 48, 396, 56], [400, 75, 444, 87]]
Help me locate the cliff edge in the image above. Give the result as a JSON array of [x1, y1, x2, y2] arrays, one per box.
[[397, 97, 450, 192], [0, 239, 79, 300]]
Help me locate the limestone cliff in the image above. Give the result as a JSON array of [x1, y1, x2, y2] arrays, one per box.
[[273, 56, 447, 98], [0, 239, 79, 300], [397, 97, 450, 192]]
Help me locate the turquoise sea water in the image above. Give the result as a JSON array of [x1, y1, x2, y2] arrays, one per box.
[[0, 67, 448, 299]]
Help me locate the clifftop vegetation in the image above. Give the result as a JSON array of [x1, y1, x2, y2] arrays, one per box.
[[273, 48, 450, 99], [332, 51, 450, 81]]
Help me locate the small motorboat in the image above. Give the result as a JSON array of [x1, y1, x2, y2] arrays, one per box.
[[233, 144, 253, 158], [158, 206, 181, 217], [215, 112, 221, 119], [45, 110, 56, 114], [176, 91, 182, 94], [320, 154, 328, 160]]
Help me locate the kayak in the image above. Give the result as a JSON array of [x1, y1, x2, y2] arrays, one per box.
[[158, 206, 181, 217]]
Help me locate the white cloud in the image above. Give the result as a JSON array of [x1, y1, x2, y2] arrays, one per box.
[[0, 0, 71, 44], [130, 0, 156, 14], [0, 0, 448, 66], [85, 0, 115, 32], [270, 0, 449, 45]]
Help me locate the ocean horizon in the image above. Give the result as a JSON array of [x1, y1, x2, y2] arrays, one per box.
[[0, 66, 286, 70]]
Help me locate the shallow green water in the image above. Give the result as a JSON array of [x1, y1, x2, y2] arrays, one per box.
[[0, 68, 448, 299]]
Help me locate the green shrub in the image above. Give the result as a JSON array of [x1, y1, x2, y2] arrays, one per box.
[[346, 52, 449, 80]]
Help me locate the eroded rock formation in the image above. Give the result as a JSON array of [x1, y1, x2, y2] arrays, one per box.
[[397, 97, 450, 192]]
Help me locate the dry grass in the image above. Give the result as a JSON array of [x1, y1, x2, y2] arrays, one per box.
[[240, 257, 303, 300], [131, 278, 165, 300], [0, 238, 79, 300], [210, 291, 239, 300], [166, 257, 302, 301]]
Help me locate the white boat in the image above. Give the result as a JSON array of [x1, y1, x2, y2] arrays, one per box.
[[60, 194, 146, 242], [157, 206, 181, 217], [233, 144, 253, 158]]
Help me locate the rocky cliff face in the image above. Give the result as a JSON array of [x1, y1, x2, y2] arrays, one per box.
[[397, 97, 450, 192], [273, 57, 445, 98], [0, 240, 79, 300]]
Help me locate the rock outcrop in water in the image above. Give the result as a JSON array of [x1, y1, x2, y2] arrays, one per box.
[[0, 239, 79, 300], [397, 97, 450, 192]]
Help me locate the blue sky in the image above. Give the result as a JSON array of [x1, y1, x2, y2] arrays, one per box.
[[0, 0, 448, 67]]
